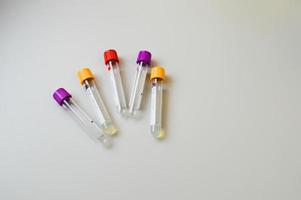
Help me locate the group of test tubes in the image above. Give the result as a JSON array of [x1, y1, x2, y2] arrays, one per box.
[[53, 50, 167, 148]]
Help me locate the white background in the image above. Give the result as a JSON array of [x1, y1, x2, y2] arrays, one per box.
[[0, 0, 301, 199]]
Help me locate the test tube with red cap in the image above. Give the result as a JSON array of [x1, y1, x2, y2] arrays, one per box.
[[52, 88, 112, 148], [128, 50, 152, 117], [104, 49, 127, 116], [77, 68, 117, 136], [150, 67, 166, 139]]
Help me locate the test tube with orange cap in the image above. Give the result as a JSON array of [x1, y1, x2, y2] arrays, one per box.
[[150, 66, 166, 139], [77, 68, 117, 136], [104, 49, 127, 116], [128, 50, 152, 117]]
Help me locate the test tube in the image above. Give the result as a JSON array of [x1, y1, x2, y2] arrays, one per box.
[[52, 88, 112, 147], [77, 68, 117, 136], [128, 50, 152, 116], [104, 49, 127, 116], [150, 67, 166, 139]]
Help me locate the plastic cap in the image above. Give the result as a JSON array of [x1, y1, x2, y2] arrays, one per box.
[[77, 68, 95, 85], [53, 88, 72, 106], [136, 50, 152, 65], [104, 49, 119, 65], [150, 66, 165, 80]]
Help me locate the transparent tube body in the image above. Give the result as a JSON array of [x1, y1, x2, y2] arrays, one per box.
[[150, 78, 164, 138], [107, 61, 127, 116], [128, 61, 149, 116], [62, 98, 112, 148], [83, 79, 117, 135]]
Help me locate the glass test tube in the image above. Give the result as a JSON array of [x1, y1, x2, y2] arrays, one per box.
[[77, 68, 117, 136], [53, 88, 112, 148], [128, 50, 152, 117], [104, 49, 127, 116], [150, 67, 166, 139]]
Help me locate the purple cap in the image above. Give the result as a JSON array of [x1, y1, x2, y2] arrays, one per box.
[[53, 88, 72, 106], [136, 50, 152, 65]]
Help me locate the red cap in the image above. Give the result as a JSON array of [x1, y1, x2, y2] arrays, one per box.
[[104, 49, 119, 65]]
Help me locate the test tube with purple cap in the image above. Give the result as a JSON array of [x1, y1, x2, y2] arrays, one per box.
[[53, 88, 112, 148], [128, 50, 152, 117]]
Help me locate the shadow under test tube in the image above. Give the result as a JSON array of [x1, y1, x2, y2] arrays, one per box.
[[104, 49, 127, 116], [128, 50, 152, 117], [53, 88, 112, 148], [77, 68, 117, 136]]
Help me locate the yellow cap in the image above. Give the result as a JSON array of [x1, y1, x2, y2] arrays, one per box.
[[77, 68, 95, 85], [150, 66, 166, 80]]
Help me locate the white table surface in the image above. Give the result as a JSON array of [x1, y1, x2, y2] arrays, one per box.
[[0, 0, 300, 199]]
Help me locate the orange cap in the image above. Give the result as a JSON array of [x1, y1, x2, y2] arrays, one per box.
[[150, 66, 165, 80], [77, 68, 95, 85]]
